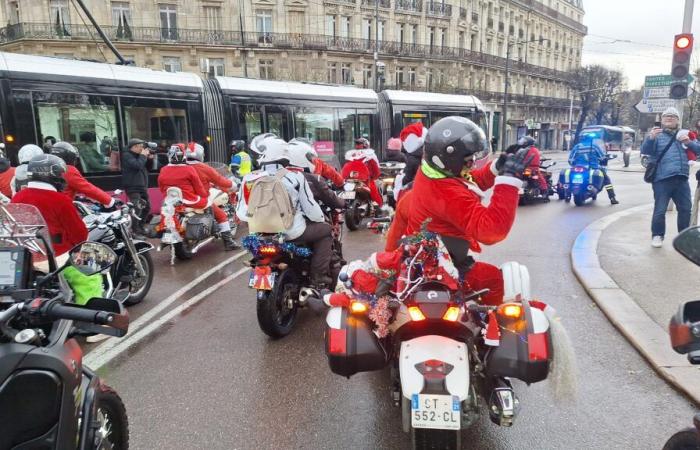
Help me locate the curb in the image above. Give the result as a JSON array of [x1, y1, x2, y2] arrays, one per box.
[[571, 203, 700, 405]]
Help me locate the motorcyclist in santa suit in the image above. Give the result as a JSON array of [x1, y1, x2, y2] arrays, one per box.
[[184, 142, 240, 251], [158, 144, 210, 210]]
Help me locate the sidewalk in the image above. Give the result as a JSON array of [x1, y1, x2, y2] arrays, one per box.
[[572, 205, 700, 404]]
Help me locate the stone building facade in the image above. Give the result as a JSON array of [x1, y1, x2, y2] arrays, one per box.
[[0, 0, 585, 149]]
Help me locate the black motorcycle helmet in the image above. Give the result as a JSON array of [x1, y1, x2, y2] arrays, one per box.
[[27, 154, 67, 191], [229, 140, 246, 153], [50, 141, 80, 166], [423, 116, 488, 177]]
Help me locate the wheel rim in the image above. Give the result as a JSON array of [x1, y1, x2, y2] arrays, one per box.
[[128, 255, 150, 297], [95, 407, 116, 450], [274, 277, 297, 328]]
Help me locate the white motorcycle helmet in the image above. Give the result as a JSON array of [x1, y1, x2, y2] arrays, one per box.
[[250, 133, 278, 156], [345, 149, 365, 161], [288, 140, 315, 172], [18, 144, 44, 164], [256, 138, 291, 166], [184, 142, 205, 162]]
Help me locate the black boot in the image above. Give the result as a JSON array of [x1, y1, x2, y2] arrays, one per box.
[[607, 187, 619, 205], [221, 231, 240, 251]]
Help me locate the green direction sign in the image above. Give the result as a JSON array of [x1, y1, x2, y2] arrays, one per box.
[[645, 74, 695, 87]]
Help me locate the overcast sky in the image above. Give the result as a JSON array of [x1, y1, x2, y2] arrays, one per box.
[[581, 0, 700, 89]]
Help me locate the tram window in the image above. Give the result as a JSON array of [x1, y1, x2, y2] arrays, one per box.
[[121, 97, 189, 170], [265, 108, 286, 137], [402, 112, 427, 128], [34, 92, 118, 173], [338, 109, 356, 153], [238, 104, 263, 144], [358, 113, 373, 143], [430, 111, 453, 125], [294, 107, 339, 167]]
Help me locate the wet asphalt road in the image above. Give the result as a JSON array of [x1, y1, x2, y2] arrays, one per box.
[[91, 152, 697, 450]]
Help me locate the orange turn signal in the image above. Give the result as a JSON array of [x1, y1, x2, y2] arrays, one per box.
[[442, 306, 461, 322], [5, 134, 14, 143], [350, 301, 368, 314], [408, 306, 426, 321], [498, 303, 523, 319]]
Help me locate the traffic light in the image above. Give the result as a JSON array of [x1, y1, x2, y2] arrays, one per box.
[[670, 33, 693, 99]]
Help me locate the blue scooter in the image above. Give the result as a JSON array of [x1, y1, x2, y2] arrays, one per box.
[[557, 154, 616, 206]]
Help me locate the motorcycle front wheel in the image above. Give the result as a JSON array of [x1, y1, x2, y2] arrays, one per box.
[[93, 384, 129, 450], [344, 201, 361, 231], [662, 428, 700, 450], [412, 428, 460, 450], [256, 268, 299, 339], [122, 252, 154, 306]]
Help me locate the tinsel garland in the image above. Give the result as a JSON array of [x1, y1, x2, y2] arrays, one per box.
[[242, 234, 313, 258]]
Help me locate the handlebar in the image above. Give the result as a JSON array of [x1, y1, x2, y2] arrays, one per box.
[[44, 302, 115, 325]]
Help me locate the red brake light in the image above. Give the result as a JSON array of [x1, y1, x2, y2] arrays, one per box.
[[415, 359, 454, 379], [328, 328, 347, 354], [259, 245, 278, 256], [523, 168, 532, 176], [574, 167, 585, 173]]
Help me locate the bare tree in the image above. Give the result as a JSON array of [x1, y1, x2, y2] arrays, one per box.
[[569, 65, 625, 141]]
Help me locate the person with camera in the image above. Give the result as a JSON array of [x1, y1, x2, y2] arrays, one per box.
[[122, 138, 153, 235]]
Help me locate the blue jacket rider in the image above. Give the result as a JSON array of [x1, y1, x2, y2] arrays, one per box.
[[567, 133, 618, 204]]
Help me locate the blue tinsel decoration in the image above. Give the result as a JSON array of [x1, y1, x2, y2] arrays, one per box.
[[242, 234, 312, 258]]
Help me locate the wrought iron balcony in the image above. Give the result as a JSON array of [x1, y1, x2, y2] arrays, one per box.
[[426, 2, 452, 17], [395, 0, 422, 13], [361, 0, 391, 8], [511, 0, 587, 34], [0, 23, 575, 82]]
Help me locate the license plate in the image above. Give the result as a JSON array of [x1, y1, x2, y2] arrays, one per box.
[[249, 267, 276, 290], [572, 176, 584, 184], [411, 394, 460, 430], [340, 191, 356, 200]]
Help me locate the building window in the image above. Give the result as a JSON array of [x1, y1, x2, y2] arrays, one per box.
[[288, 11, 304, 32], [163, 56, 182, 72], [428, 26, 435, 47], [50, 0, 70, 34], [426, 68, 434, 90], [204, 6, 222, 32], [204, 58, 225, 77], [396, 66, 405, 87], [408, 67, 416, 88], [410, 24, 418, 44], [340, 16, 351, 38], [397, 23, 405, 44], [111, 2, 131, 26], [259, 60, 274, 80], [256, 10, 273, 33], [159, 4, 177, 40], [362, 18, 372, 40], [341, 63, 352, 84], [327, 62, 338, 83], [458, 31, 465, 49], [378, 20, 385, 41], [7, 1, 19, 24], [362, 64, 373, 88], [439, 28, 447, 47], [326, 15, 336, 36]]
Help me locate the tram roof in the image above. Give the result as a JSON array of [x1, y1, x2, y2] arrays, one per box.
[[215, 76, 378, 103], [382, 90, 483, 109]]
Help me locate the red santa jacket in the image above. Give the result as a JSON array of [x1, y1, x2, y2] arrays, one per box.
[[342, 160, 371, 182], [187, 161, 233, 191], [406, 162, 520, 253], [12, 183, 88, 256], [526, 146, 542, 170], [386, 188, 412, 252], [64, 165, 113, 206], [0, 166, 14, 198], [158, 164, 209, 205], [366, 158, 381, 180], [313, 158, 344, 188]]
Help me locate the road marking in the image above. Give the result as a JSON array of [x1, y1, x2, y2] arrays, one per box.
[[85, 266, 249, 370], [85, 250, 246, 361]]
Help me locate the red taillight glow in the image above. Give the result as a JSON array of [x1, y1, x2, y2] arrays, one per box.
[[408, 306, 426, 321], [523, 168, 532, 176], [527, 332, 549, 361], [498, 303, 523, 319], [442, 306, 461, 322], [259, 245, 278, 256], [328, 328, 347, 354], [350, 301, 368, 314], [574, 167, 585, 173]]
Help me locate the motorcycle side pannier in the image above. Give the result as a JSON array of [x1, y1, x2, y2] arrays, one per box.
[[185, 214, 214, 241], [325, 307, 387, 378], [486, 306, 551, 384]]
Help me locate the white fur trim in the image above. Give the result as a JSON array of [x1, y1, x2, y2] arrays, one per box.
[[489, 160, 499, 176], [403, 134, 424, 154], [494, 176, 523, 189], [27, 181, 57, 191], [463, 181, 486, 198]]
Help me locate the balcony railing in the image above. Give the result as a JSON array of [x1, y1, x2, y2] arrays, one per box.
[[426, 2, 452, 17], [0, 23, 574, 82], [396, 0, 422, 13], [511, 0, 587, 34], [361, 0, 391, 8]]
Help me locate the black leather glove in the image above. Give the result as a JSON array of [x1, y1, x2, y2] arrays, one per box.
[[499, 148, 535, 179]]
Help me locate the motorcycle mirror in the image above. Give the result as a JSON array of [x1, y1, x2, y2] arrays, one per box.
[[68, 241, 118, 276], [673, 227, 700, 266]]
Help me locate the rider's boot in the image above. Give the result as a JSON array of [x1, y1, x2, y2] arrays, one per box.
[[606, 185, 619, 205], [221, 231, 240, 251]]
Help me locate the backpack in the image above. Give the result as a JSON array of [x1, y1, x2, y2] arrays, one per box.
[[246, 169, 296, 233]]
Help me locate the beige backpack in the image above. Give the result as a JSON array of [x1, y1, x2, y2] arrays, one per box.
[[246, 169, 296, 233]]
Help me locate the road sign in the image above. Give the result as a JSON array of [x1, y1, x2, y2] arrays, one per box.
[[635, 97, 682, 113], [644, 85, 695, 98], [645, 74, 695, 87]]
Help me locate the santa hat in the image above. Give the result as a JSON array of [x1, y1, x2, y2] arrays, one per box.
[[400, 123, 428, 154], [483, 311, 501, 346], [690, 131, 698, 141]]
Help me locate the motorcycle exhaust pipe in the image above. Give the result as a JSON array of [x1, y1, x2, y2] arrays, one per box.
[[191, 236, 215, 254], [488, 379, 519, 427], [298, 287, 320, 307]]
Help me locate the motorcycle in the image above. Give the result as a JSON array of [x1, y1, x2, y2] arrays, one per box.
[[557, 154, 616, 206], [157, 186, 230, 264], [243, 206, 345, 339], [0, 203, 130, 449], [519, 159, 556, 205], [75, 194, 155, 306], [206, 162, 242, 237], [322, 232, 556, 450], [663, 226, 700, 449], [379, 161, 406, 209], [340, 172, 378, 231]]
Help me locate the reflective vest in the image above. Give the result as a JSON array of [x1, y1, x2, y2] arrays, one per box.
[[235, 151, 252, 175]]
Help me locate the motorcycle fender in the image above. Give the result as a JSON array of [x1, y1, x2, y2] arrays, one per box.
[[78, 367, 100, 450], [400, 335, 469, 401], [134, 240, 154, 254]]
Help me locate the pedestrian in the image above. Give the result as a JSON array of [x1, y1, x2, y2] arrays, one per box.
[[121, 138, 152, 235], [641, 107, 700, 248]]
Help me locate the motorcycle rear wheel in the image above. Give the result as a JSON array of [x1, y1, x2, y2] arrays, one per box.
[[256, 269, 299, 339], [345, 201, 361, 231], [93, 384, 129, 450], [573, 192, 587, 207], [122, 252, 154, 306], [662, 428, 700, 450], [412, 428, 460, 450]]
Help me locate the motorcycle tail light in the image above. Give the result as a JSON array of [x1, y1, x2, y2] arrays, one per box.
[[350, 301, 368, 314], [415, 359, 454, 379], [408, 306, 426, 321], [442, 306, 461, 322], [498, 303, 523, 319], [523, 168, 532, 176], [573, 167, 585, 173], [527, 332, 549, 361], [328, 328, 347, 355], [259, 245, 279, 256]]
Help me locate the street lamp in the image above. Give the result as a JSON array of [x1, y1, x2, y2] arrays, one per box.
[[567, 87, 606, 151], [502, 37, 547, 151]]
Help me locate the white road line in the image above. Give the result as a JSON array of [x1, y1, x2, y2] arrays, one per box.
[[85, 266, 249, 370], [85, 250, 246, 362]]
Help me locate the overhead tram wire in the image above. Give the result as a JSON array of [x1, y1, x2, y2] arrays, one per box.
[[69, 0, 109, 64]]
